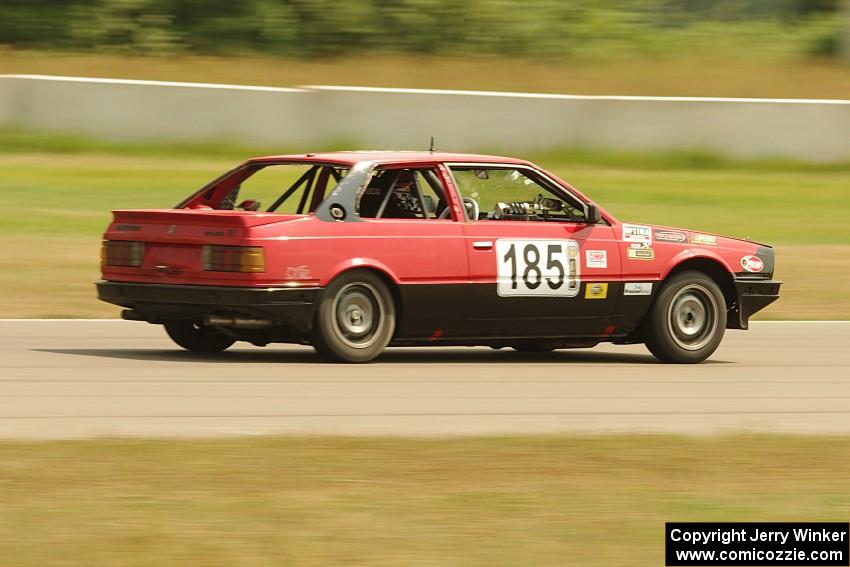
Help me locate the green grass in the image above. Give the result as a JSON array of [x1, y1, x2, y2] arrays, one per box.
[[564, 166, 850, 245], [3, 131, 849, 245], [2, 134, 849, 318], [0, 435, 848, 566]]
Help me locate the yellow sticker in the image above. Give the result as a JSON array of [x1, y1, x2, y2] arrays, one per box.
[[585, 282, 609, 299], [690, 234, 717, 246]]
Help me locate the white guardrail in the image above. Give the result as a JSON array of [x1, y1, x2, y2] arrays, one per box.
[[1, 74, 849, 161]]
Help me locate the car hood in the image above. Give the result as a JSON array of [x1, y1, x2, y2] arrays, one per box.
[[633, 222, 773, 248]]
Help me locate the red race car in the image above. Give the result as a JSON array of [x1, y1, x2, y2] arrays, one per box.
[[97, 151, 780, 363]]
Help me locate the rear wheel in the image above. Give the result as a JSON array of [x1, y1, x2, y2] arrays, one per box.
[[312, 270, 396, 363], [644, 271, 726, 363], [164, 321, 235, 353]]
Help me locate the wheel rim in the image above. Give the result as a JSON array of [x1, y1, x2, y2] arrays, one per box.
[[666, 283, 719, 351], [332, 282, 385, 349]]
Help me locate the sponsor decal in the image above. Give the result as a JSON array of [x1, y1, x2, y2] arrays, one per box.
[[740, 255, 765, 273], [624, 282, 653, 296], [622, 223, 652, 243], [585, 249, 608, 269], [285, 265, 312, 279], [654, 230, 687, 243], [690, 233, 717, 246], [627, 243, 655, 260], [584, 282, 609, 300]]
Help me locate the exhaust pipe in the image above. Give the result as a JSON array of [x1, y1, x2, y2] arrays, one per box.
[[121, 309, 149, 322], [204, 315, 274, 329]]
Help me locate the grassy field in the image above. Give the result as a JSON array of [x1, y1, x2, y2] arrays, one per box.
[[0, 434, 848, 566], [3, 51, 850, 99], [1, 137, 848, 319]]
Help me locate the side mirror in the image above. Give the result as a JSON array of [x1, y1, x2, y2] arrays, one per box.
[[585, 203, 602, 224]]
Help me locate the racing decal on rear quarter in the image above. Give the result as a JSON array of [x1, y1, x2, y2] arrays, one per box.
[[740, 255, 765, 273], [496, 239, 580, 297], [622, 223, 652, 243], [627, 243, 655, 260], [584, 282, 608, 299], [285, 265, 312, 279], [585, 250, 607, 269], [654, 230, 687, 243], [690, 233, 717, 246], [624, 282, 653, 296]]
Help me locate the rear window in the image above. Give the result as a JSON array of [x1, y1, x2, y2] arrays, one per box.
[[185, 163, 349, 213]]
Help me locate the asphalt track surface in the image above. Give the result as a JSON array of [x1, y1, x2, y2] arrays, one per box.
[[2, 320, 849, 439]]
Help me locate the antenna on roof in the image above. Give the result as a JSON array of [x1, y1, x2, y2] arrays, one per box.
[[429, 136, 435, 153]]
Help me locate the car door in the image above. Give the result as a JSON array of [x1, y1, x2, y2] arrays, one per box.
[[443, 163, 621, 339], [352, 165, 469, 341]]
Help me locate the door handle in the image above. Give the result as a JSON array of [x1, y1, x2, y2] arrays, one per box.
[[472, 241, 493, 250]]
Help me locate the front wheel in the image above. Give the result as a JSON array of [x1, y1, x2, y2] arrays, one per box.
[[164, 321, 235, 353], [312, 270, 396, 363], [643, 271, 726, 363]]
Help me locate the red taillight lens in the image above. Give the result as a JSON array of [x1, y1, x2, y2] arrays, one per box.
[[102, 240, 145, 267], [202, 245, 265, 273]]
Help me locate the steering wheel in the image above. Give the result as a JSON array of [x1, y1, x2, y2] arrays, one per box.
[[463, 197, 480, 221]]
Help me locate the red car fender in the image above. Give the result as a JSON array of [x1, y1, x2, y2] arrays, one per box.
[[321, 257, 401, 287], [661, 247, 736, 280]]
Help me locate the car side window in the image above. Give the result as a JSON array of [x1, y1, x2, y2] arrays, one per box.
[[358, 167, 449, 220], [449, 166, 586, 222]]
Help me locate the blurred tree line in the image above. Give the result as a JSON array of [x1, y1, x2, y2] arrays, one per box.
[[0, 0, 845, 59]]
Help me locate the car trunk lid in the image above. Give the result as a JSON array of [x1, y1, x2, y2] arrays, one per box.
[[103, 209, 301, 285]]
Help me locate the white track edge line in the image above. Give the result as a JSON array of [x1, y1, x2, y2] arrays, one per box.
[[2, 75, 848, 105], [299, 84, 850, 105], [0, 74, 307, 93]]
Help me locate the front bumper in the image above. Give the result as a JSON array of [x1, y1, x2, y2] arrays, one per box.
[[96, 281, 320, 332], [731, 277, 781, 329]]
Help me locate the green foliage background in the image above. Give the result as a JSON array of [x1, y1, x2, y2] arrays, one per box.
[[0, 0, 844, 58]]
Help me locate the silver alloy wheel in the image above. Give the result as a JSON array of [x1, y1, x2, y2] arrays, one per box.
[[666, 283, 719, 351], [332, 282, 385, 349]]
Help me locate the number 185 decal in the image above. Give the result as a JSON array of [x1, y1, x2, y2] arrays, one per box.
[[496, 239, 581, 297]]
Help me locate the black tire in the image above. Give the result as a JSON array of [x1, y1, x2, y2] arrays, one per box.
[[644, 270, 727, 363], [164, 321, 236, 353], [312, 270, 396, 363]]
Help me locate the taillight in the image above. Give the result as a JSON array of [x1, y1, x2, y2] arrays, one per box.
[[202, 245, 265, 273], [102, 240, 145, 267]]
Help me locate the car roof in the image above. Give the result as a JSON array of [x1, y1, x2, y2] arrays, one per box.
[[247, 151, 532, 167]]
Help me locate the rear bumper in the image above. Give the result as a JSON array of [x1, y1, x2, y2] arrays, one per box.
[[96, 281, 319, 332], [731, 277, 781, 329]]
